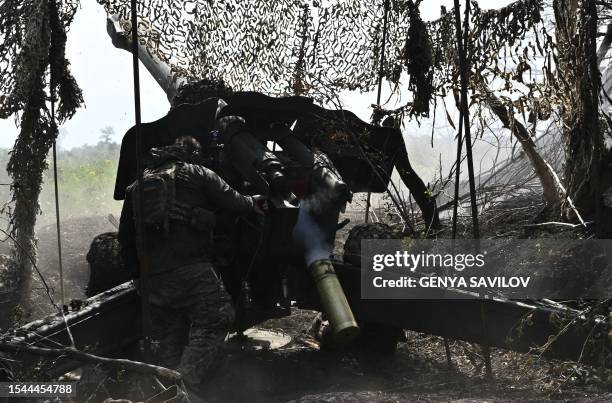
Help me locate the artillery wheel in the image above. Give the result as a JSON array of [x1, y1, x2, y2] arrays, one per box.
[[343, 223, 404, 355], [86, 232, 131, 297]]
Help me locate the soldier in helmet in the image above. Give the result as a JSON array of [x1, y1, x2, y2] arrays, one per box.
[[118, 135, 265, 396]]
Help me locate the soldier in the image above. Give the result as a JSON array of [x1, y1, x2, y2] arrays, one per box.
[[118, 136, 265, 397]]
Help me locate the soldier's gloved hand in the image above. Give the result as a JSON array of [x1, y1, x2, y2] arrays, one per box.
[[252, 195, 268, 215]]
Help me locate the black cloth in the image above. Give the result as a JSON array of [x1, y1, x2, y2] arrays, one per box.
[[119, 159, 256, 277]]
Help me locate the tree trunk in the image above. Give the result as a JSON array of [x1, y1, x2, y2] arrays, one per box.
[[553, 0, 603, 218], [394, 149, 440, 229], [476, 79, 561, 205]]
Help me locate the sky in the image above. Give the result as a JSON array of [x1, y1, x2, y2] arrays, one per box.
[[0, 0, 514, 150]]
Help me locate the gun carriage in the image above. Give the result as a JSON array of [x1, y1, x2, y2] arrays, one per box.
[[0, 14, 609, 380]]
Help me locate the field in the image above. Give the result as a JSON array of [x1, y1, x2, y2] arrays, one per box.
[[0, 141, 123, 322], [0, 140, 123, 231]]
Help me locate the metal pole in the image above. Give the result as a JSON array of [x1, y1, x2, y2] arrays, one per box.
[[451, 109, 464, 239], [453, 0, 479, 239], [49, 25, 64, 313], [49, 6, 66, 313], [375, 0, 389, 106], [130, 0, 152, 358], [453, 0, 490, 380], [365, 0, 390, 223], [51, 142, 64, 309], [49, 0, 76, 348]]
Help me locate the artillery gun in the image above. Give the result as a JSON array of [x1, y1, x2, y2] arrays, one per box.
[[0, 15, 609, 381]]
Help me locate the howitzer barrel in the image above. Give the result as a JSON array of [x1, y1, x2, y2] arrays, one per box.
[[218, 115, 289, 197], [309, 259, 359, 344], [106, 15, 186, 102], [271, 125, 315, 167]]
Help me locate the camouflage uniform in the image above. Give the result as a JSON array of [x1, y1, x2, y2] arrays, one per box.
[[119, 141, 257, 388], [147, 263, 233, 386]]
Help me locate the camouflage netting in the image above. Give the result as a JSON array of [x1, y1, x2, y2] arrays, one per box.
[[0, 0, 82, 274], [0, 0, 546, 277], [95, 0, 557, 119], [0, 0, 609, 271], [85, 231, 129, 297], [96, 0, 438, 110], [427, 0, 560, 124]]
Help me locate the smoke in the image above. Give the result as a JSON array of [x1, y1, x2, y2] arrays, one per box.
[[292, 200, 333, 266], [293, 153, 349, 266]]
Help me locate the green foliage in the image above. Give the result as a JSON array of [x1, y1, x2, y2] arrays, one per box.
[[0, 141, 122, 228], [0, 0, 82, 270], [39, 143, 122, 223]]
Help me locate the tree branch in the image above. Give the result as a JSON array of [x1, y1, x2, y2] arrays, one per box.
[[475, 79, 562, 205], [597, 23, 612, 65], [544, 161, 588, 228], [0, 342, 182, 381], [523, 221, 593, 229]]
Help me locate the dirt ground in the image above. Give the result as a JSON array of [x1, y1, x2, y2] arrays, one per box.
[[0, 216, 117, 324], [76, 311, 611, 403], [2, 214, 611, 402]]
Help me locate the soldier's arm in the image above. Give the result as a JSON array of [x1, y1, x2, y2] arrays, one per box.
[[197, 166, 257, 213], [118, 193, 140, 278]]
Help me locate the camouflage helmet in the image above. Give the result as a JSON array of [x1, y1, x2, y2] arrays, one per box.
[[148, 136, 203, 166]]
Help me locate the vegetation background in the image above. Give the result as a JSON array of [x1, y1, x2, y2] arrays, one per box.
[[0, 127, 124, 229], [0, 124, 462, 230]]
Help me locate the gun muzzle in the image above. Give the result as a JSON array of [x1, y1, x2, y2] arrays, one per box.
[[309, 259, 359, 344]]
